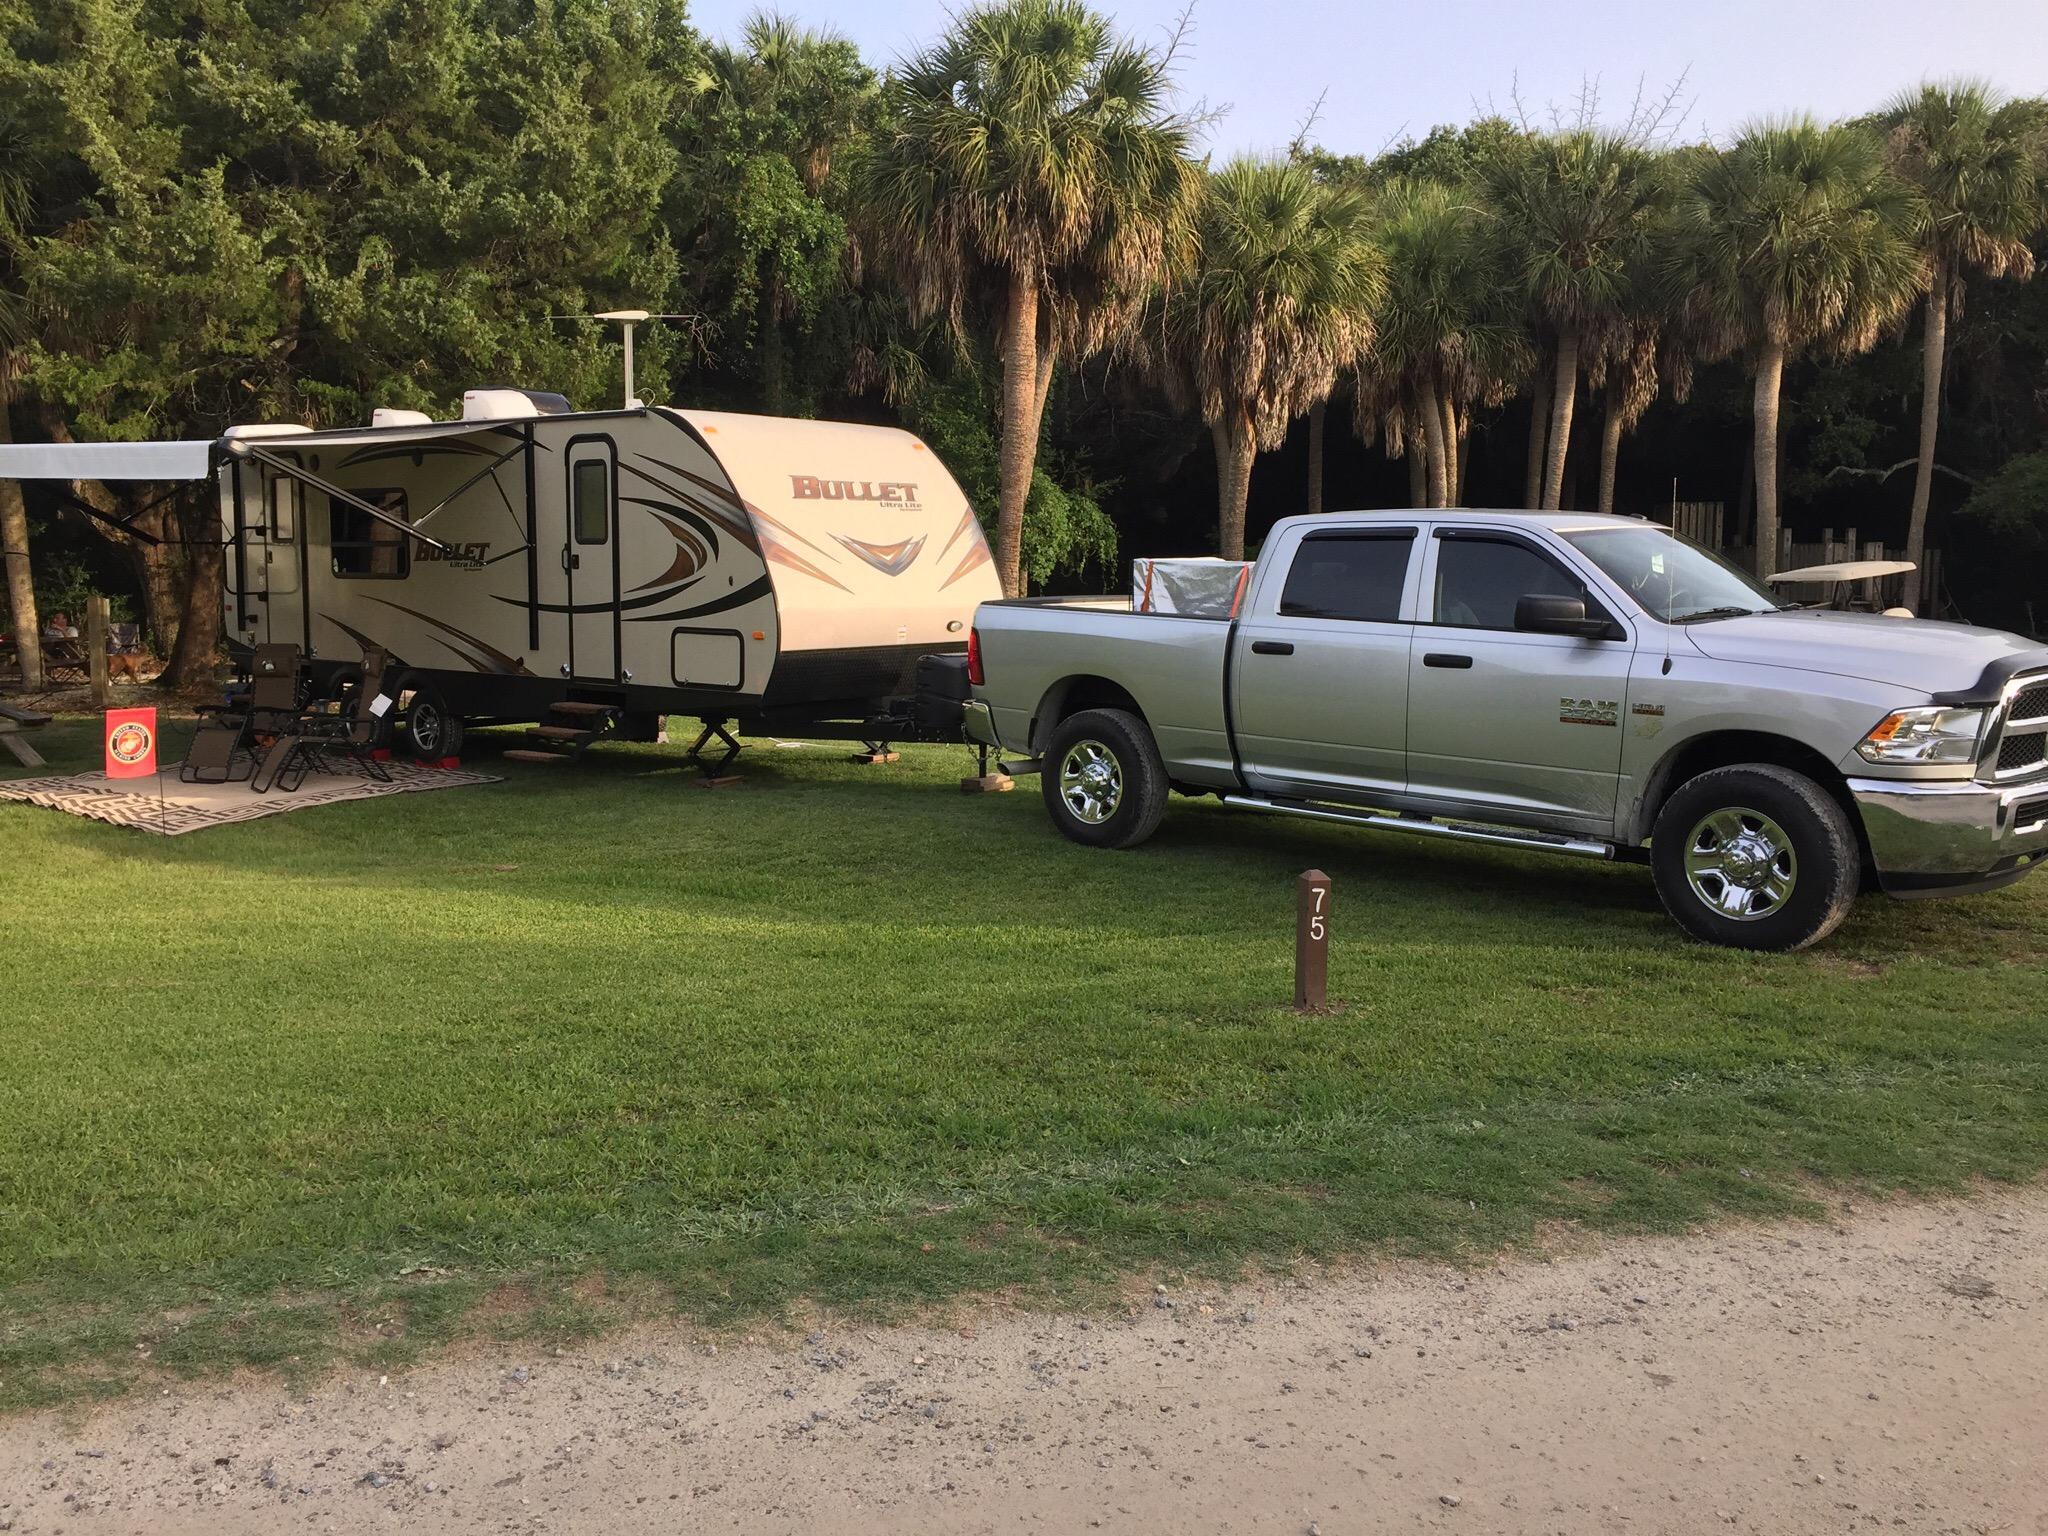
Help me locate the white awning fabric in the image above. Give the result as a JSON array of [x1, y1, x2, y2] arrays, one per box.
[[0, 440, 217, 481]]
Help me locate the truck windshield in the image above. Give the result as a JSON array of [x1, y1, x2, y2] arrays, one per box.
[[1560, 527, 1785, 623]]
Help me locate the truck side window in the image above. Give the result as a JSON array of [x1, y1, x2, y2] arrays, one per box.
[[1433, 538, 1584, 630], [331, 489, 409, 579], [1277, 533, 1414, 622]]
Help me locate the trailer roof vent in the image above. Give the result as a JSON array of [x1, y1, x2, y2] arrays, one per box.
[[220, 423, 315, 440], [371, 407, 434, 428], [461, 388, 573, 422]]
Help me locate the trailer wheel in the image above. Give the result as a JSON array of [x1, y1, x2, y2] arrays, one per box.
[[397, 676, 466, 761], [1042, 708, 1170, 850], [1650, 764, 1859, 951]]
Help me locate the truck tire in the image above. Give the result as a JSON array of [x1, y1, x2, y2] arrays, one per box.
[[1042, 708, 1170, 850], [397, 675, 466, 761], [1650, 764, 1859, 952]]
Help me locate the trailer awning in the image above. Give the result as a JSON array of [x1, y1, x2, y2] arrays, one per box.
[[0, 440, 217, 481]]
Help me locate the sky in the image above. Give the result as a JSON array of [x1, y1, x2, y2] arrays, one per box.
[[684, 0, 2048, 157]]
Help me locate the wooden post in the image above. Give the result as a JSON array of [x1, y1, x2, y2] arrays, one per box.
[[1294, 868, 1331, 1013], [86, 594, 110, 708]]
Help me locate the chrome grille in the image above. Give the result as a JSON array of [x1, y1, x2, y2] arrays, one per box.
[[1989, 673, 2048, 783]]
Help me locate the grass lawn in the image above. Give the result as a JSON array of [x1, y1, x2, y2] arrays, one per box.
[[3, 710, 2046, 1407]]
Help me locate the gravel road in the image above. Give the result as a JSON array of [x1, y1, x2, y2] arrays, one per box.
[[4, 1191, 2042, 1534]]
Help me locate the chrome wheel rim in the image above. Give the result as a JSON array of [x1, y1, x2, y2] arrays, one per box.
[[1059, 740, 1124, 824], [411, 700, 442, 753], [1683, 806, 1797, 921]]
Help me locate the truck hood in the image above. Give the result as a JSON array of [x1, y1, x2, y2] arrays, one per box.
[[1681, 609, 2044, 698]]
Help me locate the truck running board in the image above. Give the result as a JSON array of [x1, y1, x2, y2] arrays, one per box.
[[1218, 794, 1616, 861]]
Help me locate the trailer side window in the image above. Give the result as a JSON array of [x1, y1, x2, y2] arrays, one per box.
[[572, 460, 610, 545], [1277, 533, 1415, 622], [332, 489, 410, 579], [269, 476, 297, 542]]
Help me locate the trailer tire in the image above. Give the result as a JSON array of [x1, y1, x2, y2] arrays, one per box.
[[397, 676, 466, 761], [1650, 763, 1859, 952], [1042, 708, 1170, 850]]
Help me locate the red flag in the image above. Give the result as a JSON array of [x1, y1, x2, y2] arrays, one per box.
[[105, 707, 158, 779]]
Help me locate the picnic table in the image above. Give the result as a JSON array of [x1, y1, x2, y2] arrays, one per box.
[[0, 700, 52, 767]]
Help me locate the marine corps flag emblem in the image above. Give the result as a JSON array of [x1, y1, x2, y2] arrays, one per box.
[[104, 707, 158, 779]]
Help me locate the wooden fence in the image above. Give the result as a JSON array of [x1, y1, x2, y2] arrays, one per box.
[[1654, 501, 1936, 609]]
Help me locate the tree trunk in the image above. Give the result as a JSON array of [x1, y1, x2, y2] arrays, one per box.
[[1438, 393, 1460, 505], [1305, 399, 1325, 517], [758, 291, 787, 416], [1032, 343, 1056, 441], [1523, 356, 1552, 508], [1418, 381, 1448, 509], [994, 273, 1040, 597], [1597, 385, 1624, 516], [1903, 273, 1945, 614], [163, 492, 223, 691], [1752, 343, 1786, 579], [1213, 411, 1255, 561], [1542, 327, 1578, 510], [1455, 406, 1472, 508], [0, 374, 43, 689], [1406, 438, 1426, 507]]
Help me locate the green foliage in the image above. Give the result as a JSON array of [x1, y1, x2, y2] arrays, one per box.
[[901, 362, 1116, 588]]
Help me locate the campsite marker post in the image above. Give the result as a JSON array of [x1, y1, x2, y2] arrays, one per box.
[[1294, 869, 1331, 1013]]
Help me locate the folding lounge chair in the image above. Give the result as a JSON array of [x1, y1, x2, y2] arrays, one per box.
[[251, 648, 396, 794], [182, 643, 303, 785]]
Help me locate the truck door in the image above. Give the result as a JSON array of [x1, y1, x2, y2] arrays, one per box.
[[564, 439, 619, 682], [1232, 527, 1418, 799], [1405, 528, 1634, 826]]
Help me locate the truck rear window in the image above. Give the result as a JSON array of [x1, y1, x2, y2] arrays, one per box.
[[1278, 533, 1413, 622]]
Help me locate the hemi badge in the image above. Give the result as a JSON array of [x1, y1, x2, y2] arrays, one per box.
[[1631, 702, 1666, 717]]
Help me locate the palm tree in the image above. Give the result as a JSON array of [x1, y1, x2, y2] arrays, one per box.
[[858, 0, 1201, 594], [1151, 158, 1381, 558], [1353, 179, 1522, 508], [1883, 83, 2047, 612], [1667, 121, 1925, 577], [1486, 131, 1663, 509], [691, 14, 876, 414]]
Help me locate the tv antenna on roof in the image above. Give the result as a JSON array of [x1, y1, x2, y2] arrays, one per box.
[[546, 310, 707, 409]]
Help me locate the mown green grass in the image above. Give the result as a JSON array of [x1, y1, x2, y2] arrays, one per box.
[[3, 711, 2045, 1407]]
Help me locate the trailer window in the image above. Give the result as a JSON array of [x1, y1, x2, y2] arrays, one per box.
[[572, 460, 610, 545], [331, 489, 410, 579], [268, 476, 297, 542], [1278, 533, 1414, 622]]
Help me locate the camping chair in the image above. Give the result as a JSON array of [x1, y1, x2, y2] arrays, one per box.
[[251, 647, 395, 793], [181, 643, 304, 785]]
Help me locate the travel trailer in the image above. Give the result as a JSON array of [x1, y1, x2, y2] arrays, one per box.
[[0, 391, 1000, 765]]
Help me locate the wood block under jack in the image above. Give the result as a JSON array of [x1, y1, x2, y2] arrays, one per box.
[[960, 772, 1015, 793], [692, 774, 745, 789], [848, 750, 900, 764]]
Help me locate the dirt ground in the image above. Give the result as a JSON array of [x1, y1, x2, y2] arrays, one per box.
[[3, 1191, 2042, 1536]]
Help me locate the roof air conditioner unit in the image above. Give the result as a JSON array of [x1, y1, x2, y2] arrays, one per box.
[[371, 407, 434, 428], [461, 388, 573, 421]]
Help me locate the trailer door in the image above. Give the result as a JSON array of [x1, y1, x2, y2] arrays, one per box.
[[564, 439, 619, 682]]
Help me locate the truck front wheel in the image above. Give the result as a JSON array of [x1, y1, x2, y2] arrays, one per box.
[[1042, 708, 1170, 850], [1650, 764, 1859, 951]]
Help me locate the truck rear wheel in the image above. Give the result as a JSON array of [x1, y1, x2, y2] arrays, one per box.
[[1650, 764, 1859, 951], [1042, 708, 1170, 850]]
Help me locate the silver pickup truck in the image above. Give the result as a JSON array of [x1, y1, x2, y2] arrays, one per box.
[[962, 510, 2048, 950]]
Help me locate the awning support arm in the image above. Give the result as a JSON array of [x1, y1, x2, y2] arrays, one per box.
[[53, 488, 168, 546], [239, 444, 451, 553], [410, 437, 530, 532]]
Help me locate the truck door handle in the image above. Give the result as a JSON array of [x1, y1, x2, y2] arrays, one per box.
[[1423, 652, 1473, 669], [1250, 641, 1294, 656]]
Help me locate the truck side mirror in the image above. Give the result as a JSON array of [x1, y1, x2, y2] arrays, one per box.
[[1515, 593, 1616, 639]]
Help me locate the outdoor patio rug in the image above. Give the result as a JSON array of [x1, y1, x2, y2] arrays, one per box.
[[0, 759, 501, 836]]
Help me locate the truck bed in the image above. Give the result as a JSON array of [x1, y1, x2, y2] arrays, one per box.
[[972, 598, 1237, 789]]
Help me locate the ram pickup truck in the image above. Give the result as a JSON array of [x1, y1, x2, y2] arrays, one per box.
[[962, 510, 2048, 950]]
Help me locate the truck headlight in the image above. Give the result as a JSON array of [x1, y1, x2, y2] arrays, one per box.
[[1855, 706, 1987, 765]]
